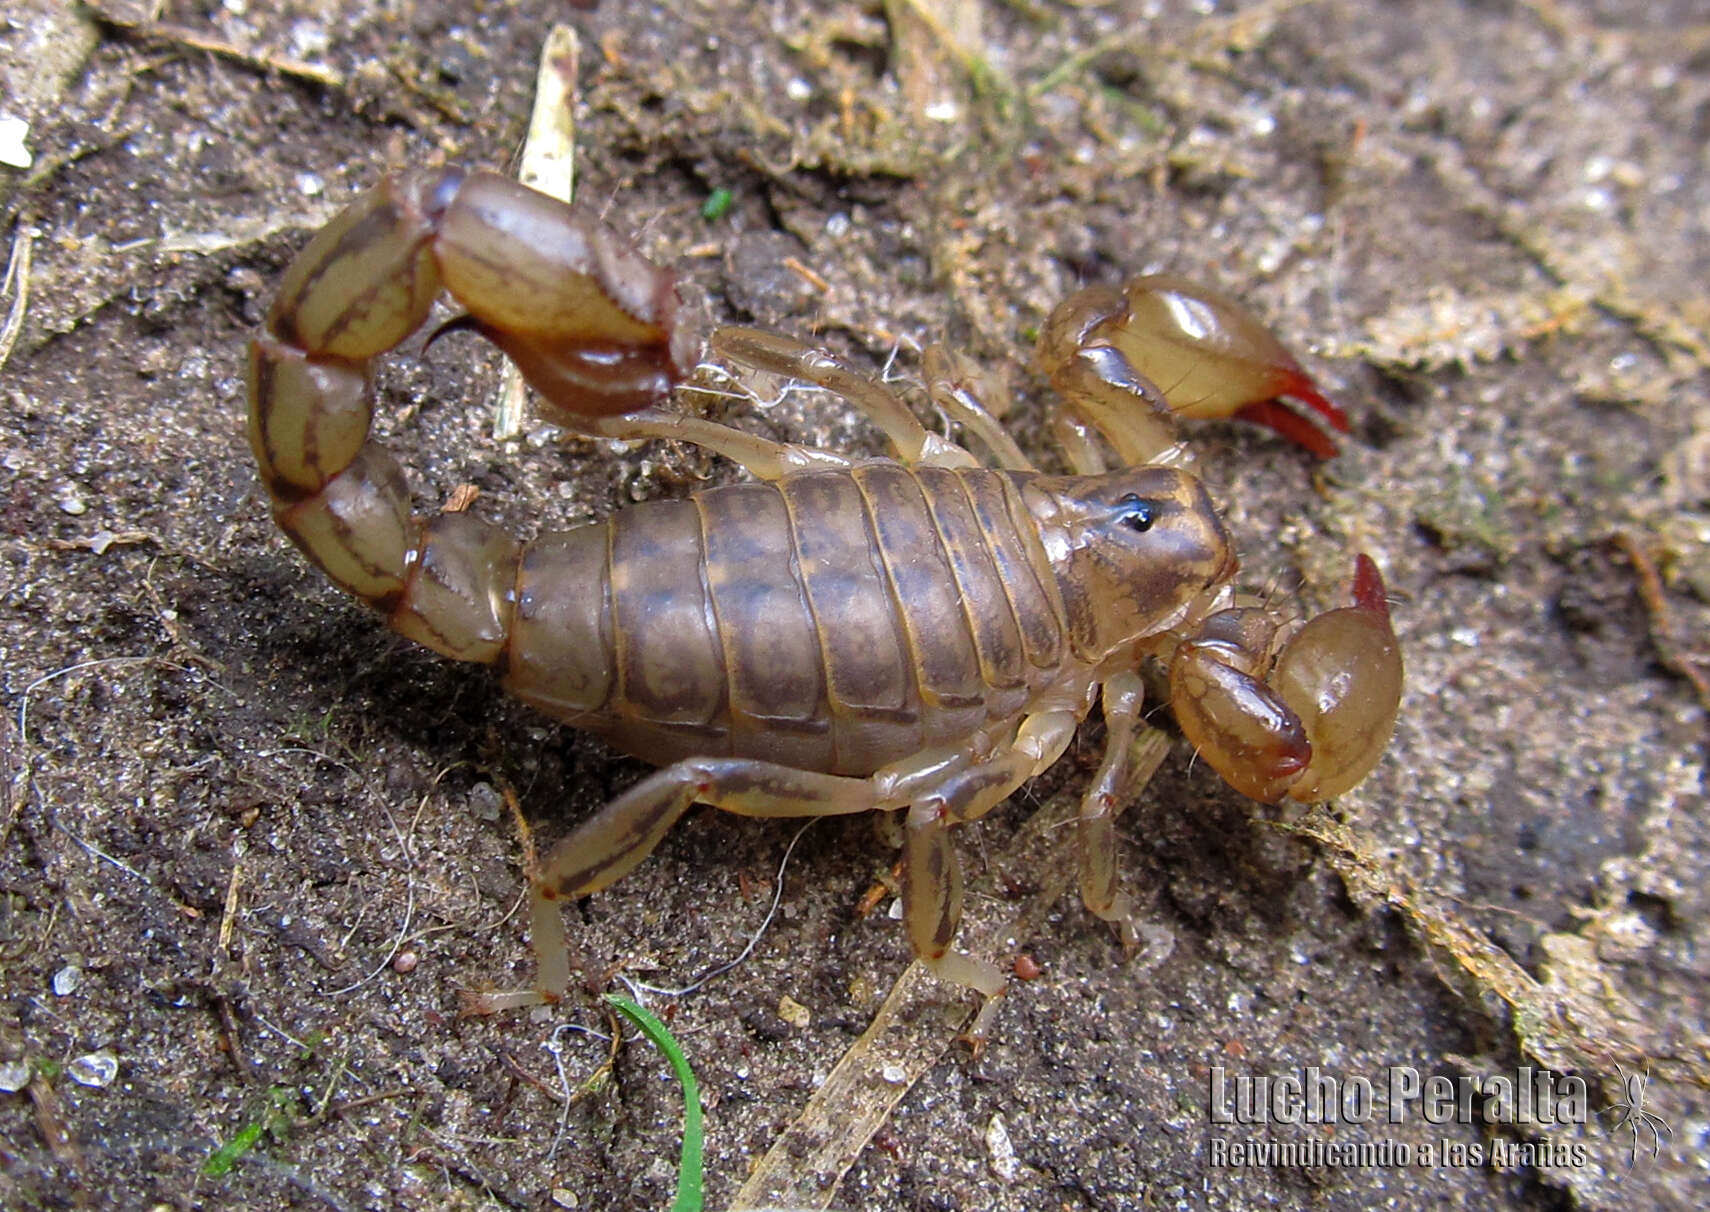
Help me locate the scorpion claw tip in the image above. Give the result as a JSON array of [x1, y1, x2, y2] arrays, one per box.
[[1231, 366, 1351, 459], [1233, 400, 1341, 459], [1278, 370, 1352, 434], [1351, 554, 1391, 621]]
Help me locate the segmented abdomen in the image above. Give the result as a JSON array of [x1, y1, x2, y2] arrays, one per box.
[[501, 465, 1071, 776]]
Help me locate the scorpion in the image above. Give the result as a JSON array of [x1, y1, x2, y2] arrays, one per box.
[[247, 168, 1403, 1035]]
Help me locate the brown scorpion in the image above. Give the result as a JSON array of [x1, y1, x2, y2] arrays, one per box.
[[247, 168, 1403, 1035]]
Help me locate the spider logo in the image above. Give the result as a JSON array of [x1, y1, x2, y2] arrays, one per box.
[[1600, 1064, 1672, 1170]]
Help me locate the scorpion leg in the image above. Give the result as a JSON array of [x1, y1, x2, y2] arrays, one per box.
[[564, 332, 1000, 481], [1050, 408, 1110, 477], [471, 756, 886, 1011], [495, 711, 1077, 1034], [1075, 672, 1157, 951], [712, 327, 979, 468], [896, 709, 1079, 1041], [562, 405, 853, 480], [921, 345, 1036, 471], [902, 799, 1007, 1035]]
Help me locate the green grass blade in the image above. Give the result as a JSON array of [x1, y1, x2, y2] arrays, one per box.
[[201, 1118, 266, 1178], [200, 1085, 295, 1178], [605, 994, 703, 1212]]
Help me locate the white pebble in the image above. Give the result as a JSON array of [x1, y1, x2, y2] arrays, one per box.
[[0, 117, 31, 169], [985, 1112, 1019, 1182], [0, 1060, 31, 1092], [68, 1051, 118, 1088]]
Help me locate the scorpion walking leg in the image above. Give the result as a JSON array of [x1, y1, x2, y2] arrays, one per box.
[[1049, 409, 1110, 476], [476, 757, 884, 1011], [1075, 672, 1167, 952], [920, 345, 1036, 472], [499, 712, 1078, 1033], [564, 405, 853, 480], [898, 709, 1079, 1040], [712, 327, 978, 468]]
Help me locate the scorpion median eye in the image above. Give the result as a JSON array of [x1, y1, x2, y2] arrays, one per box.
[[1116, 494, 1157, 534]]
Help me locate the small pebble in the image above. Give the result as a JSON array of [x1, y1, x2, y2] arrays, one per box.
[[469, 782, 503, 822], [985, 1112, 1019, 1182], [68, 1051, 118, 1088], [392, 950, 419, 974], [0, 1060, 31, 1093], [0, 116, 31, 169], [51, 965, 82, 997]]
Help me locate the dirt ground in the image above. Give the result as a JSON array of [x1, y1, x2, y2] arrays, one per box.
[[2, 1, 1707, 1209]]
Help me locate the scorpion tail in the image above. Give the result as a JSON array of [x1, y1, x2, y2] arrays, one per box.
[[247, 168, 689, 665]]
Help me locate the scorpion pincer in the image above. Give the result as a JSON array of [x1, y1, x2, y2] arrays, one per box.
[[247, 166, 1403, 1035]]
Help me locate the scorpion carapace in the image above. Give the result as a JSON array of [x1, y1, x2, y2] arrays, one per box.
[[248, 167, 1403, 1034]]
